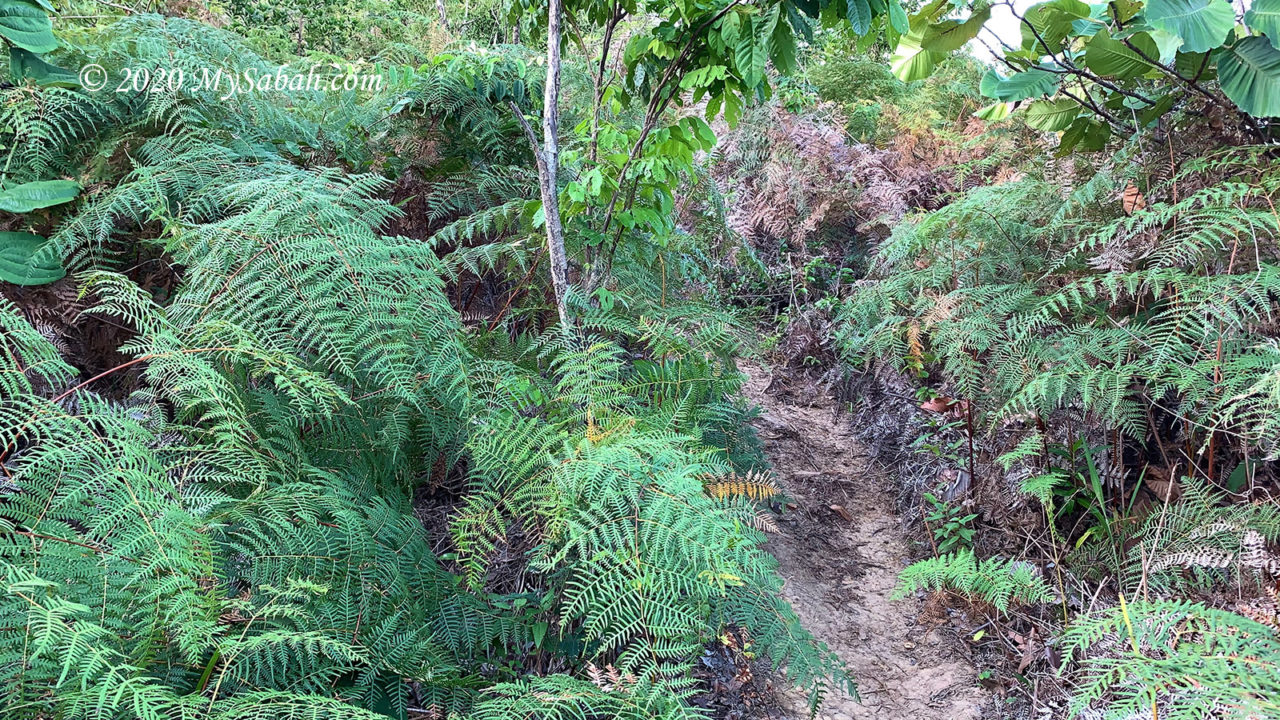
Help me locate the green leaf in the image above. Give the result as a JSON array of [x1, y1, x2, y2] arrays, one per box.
[[784, 1, 814, 42], [0, 0, 57, 52], [1216, 36, 1280, 117], [1145, 0, 1235, 53], [679, 64, 728, 90], [1084, 29, 1159, 79], [1149, 28, 1184, 62], [770, 15, 799, 73], [734, 18, 766, 87], [0, 231, 64, 286], [1245, 0, 1280, 50], [890, 18, 943, 82], [1024, 97, 1080, 130], [9, 46, 78, 87], [1175, 49, 1215, 78], [888, 0, 909, 33], [0, 179, 80, 213], [1020, 0, 1090, 53], [846, 0, 872, 34], [1057, 116, 1111, 154], [980, 67, 1060, 101], [921, 5, 992, 53], [720, 11, 741, 46], [1137, 92, 1177, 125], [974, 101, 1013, 120], [1111, 0, 1143, 22]]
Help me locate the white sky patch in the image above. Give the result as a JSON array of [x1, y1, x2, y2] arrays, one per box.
[[972, 0, 1037, 64]]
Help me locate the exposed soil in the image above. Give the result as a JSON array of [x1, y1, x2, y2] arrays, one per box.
[[742, 364, 992, 720]]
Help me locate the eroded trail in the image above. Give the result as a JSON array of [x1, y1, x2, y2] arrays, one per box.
[[742, 367, 989, 720]]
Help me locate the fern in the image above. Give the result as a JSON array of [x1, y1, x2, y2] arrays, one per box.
[[838, 149, 1280, 458], [893, 550, 1055, 613], [0, 11, 861, 720], [1062, 601, 1280, 720]]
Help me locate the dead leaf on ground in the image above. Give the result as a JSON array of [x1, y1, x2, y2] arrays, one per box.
[[919, 396, 956, 413], [1142, 465, 1182, 502], [1122, 182, 1146, 215], [829, 504, 854, 522]]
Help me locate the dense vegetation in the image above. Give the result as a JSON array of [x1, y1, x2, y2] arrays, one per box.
[[1, 0, 1279, 719]]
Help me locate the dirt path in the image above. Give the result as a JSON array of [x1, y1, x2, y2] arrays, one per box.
[[742, 366, 990, 720]]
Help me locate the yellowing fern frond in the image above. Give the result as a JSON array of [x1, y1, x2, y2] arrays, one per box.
[[703, 468, 780, 501]]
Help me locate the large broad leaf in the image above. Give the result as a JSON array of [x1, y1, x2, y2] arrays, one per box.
[[890, 18, 943, 81], [1020, 0, 1090, 53], [980, 67, 1061, 101], [1216, 36, 1280, 117], [974, 101, 1014, 120], [1024, 97, 1080, 130], [0, 231, 64, 286], [921, 5, 993, 53], [0, 0, 57, 53], [1145, 0, 1234, 53], [0, 179, 80, 212], [719, 11, 741, 46], [1245, 0, 1280, 50], [1084, 29, 1159, 78], [8, 46, 78, 87]]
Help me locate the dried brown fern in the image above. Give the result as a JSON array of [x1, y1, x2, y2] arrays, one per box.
[[702, 468, 781, 502], [585, 662, 636, 693]]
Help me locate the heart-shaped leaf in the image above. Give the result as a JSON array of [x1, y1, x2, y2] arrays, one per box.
[[0, 231, 64, 286], [0, 0, 57, 53], [0, 179, 80, 213], [1145, 0, 1234, 53], [1216, 36, 1280, 117]]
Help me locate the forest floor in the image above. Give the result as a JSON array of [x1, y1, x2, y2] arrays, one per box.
[[740, 365, 991, 720]]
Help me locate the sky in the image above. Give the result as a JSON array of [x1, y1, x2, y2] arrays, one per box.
[[973, 0, 1038, 63]]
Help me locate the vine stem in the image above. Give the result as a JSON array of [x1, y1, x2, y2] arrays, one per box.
[[51, 347, 235, 405], [0, 347, 235, 464]]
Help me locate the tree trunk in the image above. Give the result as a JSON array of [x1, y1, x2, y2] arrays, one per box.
[[535, 0, 570, 328], [508, 0, 572, 328], [436, 0, 450, 32]]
